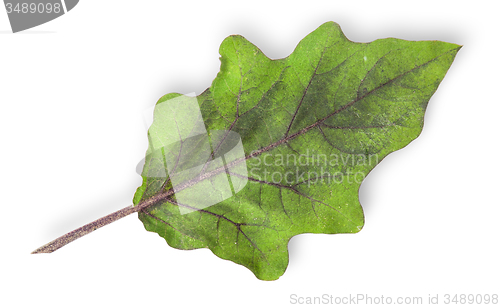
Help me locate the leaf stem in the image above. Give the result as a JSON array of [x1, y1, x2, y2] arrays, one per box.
[[31, 205, 139, 254], [31, 189, 175, 254]]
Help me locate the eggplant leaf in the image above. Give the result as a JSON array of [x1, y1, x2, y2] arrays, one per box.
[[133, 22, 460, 280]]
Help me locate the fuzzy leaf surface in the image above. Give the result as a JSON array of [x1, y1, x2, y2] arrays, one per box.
[[133, 22, 460, 280]]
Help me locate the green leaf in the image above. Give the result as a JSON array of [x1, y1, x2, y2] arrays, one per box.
[[133, 21, 460, 280]]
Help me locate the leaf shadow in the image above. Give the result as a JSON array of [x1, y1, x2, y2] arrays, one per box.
[[358, 171, 376, 218], [45, 183, 139, 239]]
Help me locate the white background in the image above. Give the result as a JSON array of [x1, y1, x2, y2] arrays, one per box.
[[1, 1, 499, 307]]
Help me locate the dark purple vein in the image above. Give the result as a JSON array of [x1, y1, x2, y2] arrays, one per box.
[[31, 46, 458, 254]]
